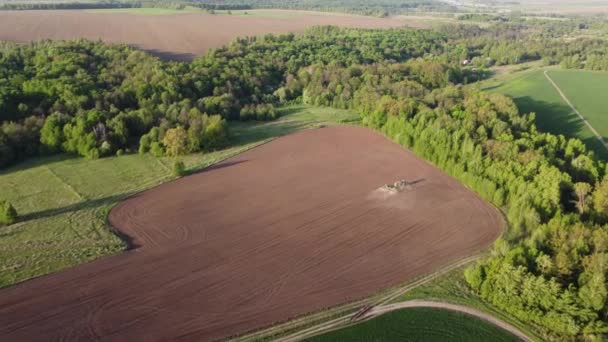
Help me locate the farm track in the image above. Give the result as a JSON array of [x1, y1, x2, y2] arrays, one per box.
[[244, 253, 483, 342], [0, 126, 503, 341], [544, 70, 608, 152], [365, 301, 530, 341], [278, 300, 530, 342]]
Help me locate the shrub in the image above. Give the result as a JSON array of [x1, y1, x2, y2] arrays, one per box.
[[100, 141, 112, 156], [116, 149, 124, 156], [163, 127, 189, 156], [150, 142, 164, 157], [172, 160, 186, 177], [0, 200, 17, 225]]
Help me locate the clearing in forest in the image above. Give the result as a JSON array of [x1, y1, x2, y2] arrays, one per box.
[[0, 125, 502, 341]]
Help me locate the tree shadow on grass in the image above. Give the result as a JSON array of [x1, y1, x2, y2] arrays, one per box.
[[141, 48, 197, 62], [190, 160, 248, 175], [18, 194, 127, 223], [228, 105, 359, 147], [9, 157, 251, 249], [0, 154, 77, 176], [17, 160, 250, 221], [512, 96, 608, 160], [1, 193, 137, 249], [229, 119, 309, 147]]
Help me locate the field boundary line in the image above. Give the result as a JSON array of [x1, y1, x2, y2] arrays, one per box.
[[44, 165, 85, 201], [543, 70, 608, 152], [272, 254, 485, 342], [360, 300, 532, 342]]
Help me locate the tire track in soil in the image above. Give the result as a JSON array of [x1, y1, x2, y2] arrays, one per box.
[[0, 126, 503, 342]]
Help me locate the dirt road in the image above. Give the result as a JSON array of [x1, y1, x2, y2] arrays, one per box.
[[367, 301, 530, 341], [279, 300, 531, 341], [277, 300, 530, 342]]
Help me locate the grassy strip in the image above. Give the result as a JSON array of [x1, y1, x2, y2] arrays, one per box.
[[396, 265, 546, 341]]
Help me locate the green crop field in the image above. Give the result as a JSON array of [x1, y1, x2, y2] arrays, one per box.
[[482, 68, 608, 159], [0, 105, 358, 288], [306, 307, 520, 342], [547, 69, 608, 140]]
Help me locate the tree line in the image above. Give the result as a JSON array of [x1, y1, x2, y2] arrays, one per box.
[[0, 27, 447, 168], [286, 61, 608, 339], [4, 21, 608, 339]]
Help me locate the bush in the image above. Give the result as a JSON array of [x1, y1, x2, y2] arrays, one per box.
[[172, 160, 186, 177], [0, 200, 17, 225], [116, 149, 124, 156], [163, 127, 189, 156], [150, 142, 164, 157]]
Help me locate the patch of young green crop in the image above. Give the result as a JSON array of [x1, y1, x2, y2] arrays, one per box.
[[306, 307, 520, 342], [547, 69, 608, 141], [0, 105, 357, 288], [482, 68, 608, 159]]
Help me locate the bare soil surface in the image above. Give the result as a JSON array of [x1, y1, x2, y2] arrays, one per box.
[[0, 126, 502, 341], [0, 10, 409, 60]]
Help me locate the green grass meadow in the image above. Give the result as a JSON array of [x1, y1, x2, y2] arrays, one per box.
[[0, 105, 358, 288], [482, 68, 608, 159], [547, 69, 608, 140], [306, 307, 520, 342]]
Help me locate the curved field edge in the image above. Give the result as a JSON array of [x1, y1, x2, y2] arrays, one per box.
[[0, 104, 534, 341], [104, 124, 502, 341], [0, 105, 357, 288], [1, 124, 501, 341], [305, 305, 524, 342], [231, 136, 542, 342], [235, 254, 542, 342], [232, 130, 544, 342]]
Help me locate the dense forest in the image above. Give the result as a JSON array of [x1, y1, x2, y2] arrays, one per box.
[[0, 27, 447, 167], [291, 61, 608, 339], [4, 18, 608, 340]]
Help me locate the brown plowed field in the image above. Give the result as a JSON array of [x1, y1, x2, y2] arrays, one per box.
[[0, 126, 502, 341], [0, 10, 409, 60]]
